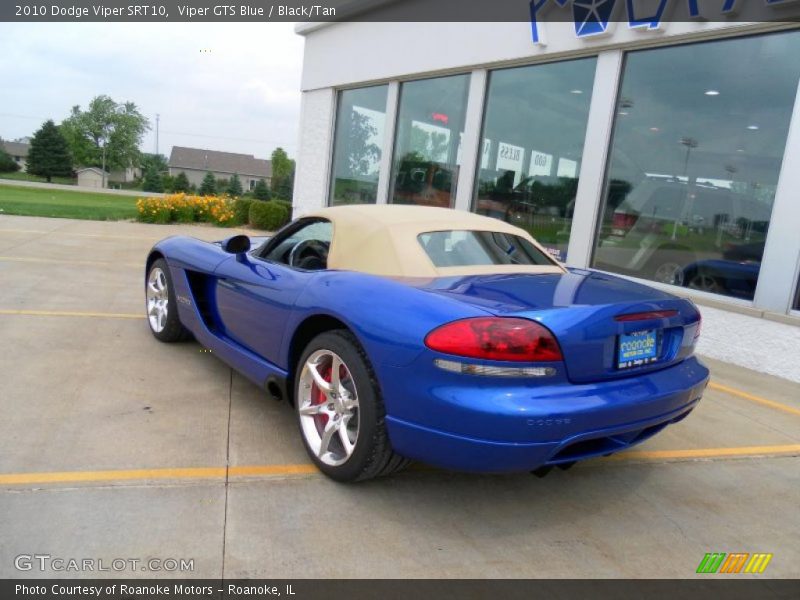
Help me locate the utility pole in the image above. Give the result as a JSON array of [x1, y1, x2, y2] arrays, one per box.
[[155, 113, 160, 156]]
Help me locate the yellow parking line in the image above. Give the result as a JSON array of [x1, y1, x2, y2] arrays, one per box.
[[0, 309, 141, 319], [0, 467, 226, 485], [0, 227, 155, 241], [0, 256, 140, 268], [709, 381, 800, 417], [0, 229, 51, 235], [229, 464, 319, 477], [1, 446, 799, 487], [0, 465, 314, 486], [607, 444, 800, 462]]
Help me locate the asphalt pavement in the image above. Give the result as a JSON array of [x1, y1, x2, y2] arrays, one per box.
[[0, 215, 798, 579]]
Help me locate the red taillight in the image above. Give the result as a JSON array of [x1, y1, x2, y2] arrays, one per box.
[[425, 317, 562, 362], [614, 310, 678, 322], [612, 212, 639, 233]]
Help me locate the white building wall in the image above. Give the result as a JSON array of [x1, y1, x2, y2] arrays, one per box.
[[299, 21, 772, 92], [293, 87, 336, 216]]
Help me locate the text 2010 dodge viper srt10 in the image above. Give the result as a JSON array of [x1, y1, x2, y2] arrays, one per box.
[[145, 205, 708, 482]]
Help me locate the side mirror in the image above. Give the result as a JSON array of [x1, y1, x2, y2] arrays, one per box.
[[222, 235, 251, 255]]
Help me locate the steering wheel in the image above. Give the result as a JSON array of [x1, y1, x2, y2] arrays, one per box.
[[288, 239, 329, 270]]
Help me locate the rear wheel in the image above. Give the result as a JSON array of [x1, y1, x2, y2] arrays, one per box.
[[145, 258, 191, 342], [295, 330, 410, 482], [688, 273, 723, 294]]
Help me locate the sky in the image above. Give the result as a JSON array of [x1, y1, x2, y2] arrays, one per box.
[[0, 22, 304, 161]]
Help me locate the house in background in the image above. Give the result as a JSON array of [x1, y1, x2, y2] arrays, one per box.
[[168, 146, 271, 191], [76, 167, 108, 188], [109, 166, 141, 184], [2, 141, 30, 172]]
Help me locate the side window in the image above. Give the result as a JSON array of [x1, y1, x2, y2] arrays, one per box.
[[260, 219, 333, 270]]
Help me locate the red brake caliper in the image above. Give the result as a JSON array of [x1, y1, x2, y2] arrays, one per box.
[[312, 364, 332, 429]]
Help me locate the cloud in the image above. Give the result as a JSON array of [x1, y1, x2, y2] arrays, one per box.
[[0, 22, 304, 159]]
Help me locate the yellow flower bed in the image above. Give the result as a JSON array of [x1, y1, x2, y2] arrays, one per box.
[[136, 193, 236, 225]]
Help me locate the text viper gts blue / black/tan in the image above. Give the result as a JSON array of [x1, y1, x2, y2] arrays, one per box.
[[144, 205, 709, 482]]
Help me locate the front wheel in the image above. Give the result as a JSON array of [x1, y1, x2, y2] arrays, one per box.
[[294, 330, 410, 482], [145, 258, 191, 342]]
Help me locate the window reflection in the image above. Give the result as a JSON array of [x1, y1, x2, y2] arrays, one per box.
[[794, 279, 800, 311], [594, 32, 800, 300], [330, 85, 388, 206], [390, 75, 470, 207], [474, 58, 597, 262]]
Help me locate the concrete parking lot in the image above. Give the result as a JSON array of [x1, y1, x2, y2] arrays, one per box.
[[0, 215, 799, 579]]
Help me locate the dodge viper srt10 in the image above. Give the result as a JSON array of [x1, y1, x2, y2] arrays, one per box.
[[144, 205, 708, 482]]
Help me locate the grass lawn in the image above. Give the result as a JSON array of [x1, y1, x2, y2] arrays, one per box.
[[0, 184, 138, 220], [0, 171, 77, 186]]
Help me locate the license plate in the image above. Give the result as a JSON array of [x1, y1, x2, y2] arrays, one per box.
[[617, 329, 659, 369]]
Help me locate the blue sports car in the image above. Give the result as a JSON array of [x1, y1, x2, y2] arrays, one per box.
[[145, 205, 708, 482]]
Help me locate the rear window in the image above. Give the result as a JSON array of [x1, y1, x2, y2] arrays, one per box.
[[418, 230, 554, 268]]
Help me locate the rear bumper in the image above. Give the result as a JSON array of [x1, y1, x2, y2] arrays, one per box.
[[382, 357, 709, 473]]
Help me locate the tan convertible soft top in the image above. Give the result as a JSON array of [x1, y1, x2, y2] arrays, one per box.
[[303, 204, 565, 278]]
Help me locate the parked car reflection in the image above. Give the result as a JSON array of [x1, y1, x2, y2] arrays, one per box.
[[681, 241, 765, 300]]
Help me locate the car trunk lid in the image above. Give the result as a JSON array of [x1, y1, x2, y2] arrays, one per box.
[[414, 268, 701, 384]]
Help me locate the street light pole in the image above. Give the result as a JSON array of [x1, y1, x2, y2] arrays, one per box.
[[672, 136, 699, 241]]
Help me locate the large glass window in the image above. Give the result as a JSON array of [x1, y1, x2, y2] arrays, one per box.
[[329, 85, 388, 206], [390, 74, 470, 207], [794, 278, 800, 311], [594, 32, 800, 301], [474, 58, 597, 262]]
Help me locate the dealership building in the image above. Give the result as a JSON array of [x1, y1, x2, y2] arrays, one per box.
[[293, 3, 800, 321]]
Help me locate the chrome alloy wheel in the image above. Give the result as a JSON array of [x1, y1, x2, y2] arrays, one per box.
[[688, 274, 722, 293], [653, 262, 684, 285], [146, 267, 169, 333], [298, 349, 360, 466]]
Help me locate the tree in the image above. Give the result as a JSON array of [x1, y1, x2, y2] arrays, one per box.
[[270, 147, 295, 196], [274, 165, 295, 201], [160, 173, 174, 193], [140, 153, 168, 174], [227, 173, 243, 197], [142, 166, 163, 192], [199, 171, 217, 196], [27, 120, 73, 183], [0, 138, 20, 173], [253, 178, 271, 200], [345, 111, 381, 175], [173, 172, 190, 193], [60, 95, 149, 175]]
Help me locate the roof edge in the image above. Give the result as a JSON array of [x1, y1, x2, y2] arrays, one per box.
[[168, 165, 270, 178], [294, 0, 402, 36]]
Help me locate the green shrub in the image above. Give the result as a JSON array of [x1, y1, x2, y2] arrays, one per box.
[[137, 205, 171, 224], [249, 200, 290, 231], [274, 199, 292, 214], [174, 203, 196, 223], [253, 178, 271, 200], [233, 197, 253, 226]]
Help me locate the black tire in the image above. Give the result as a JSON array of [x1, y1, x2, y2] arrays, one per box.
[[687, 273, 723, 294], [646, 248, 694, 286], [294, 330, 410, 482], [145, 258, 191, 343]]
